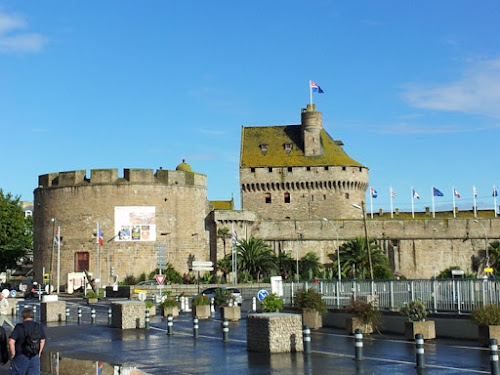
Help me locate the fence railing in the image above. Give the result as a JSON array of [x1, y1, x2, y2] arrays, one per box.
[[282, 279, 500, 313]]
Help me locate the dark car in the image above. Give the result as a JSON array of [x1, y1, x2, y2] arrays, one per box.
[[199, 287, 243, 305]]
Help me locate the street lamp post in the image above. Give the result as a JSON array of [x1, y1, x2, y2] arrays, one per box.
[[322, 218, 341, 281], [474, 219, 489, 268], [296, 233, 301, 282], [49, 217, 56, 293], [352, 203, 374, 280]]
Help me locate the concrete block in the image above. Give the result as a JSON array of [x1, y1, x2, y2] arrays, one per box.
[[111, 301, 145, 329], [41, 301, 66, 323], [247, 313, 303, 353]]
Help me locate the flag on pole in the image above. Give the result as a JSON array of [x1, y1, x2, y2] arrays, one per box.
[[433, 187, 443, 197], [370, 187, 378, 198], [412, 189, 420, 199], [231, 228, 238, 246], [493, 186, 498, 197], [310, 81, 324, 93], [98, 225, 103, 247], [454, 189, 461, 198], [390, 188, 397, 198], [473, 186, 478, 198]]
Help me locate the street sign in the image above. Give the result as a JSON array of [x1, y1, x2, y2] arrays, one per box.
[[157, 243, 167, 270], [257, 289, 269, 301], [192, 261, 213, 267], [192, 266, 214, 272], [10, 290, 16, 297], [138, 292, 146, 302], [155, 274, 166, 285]]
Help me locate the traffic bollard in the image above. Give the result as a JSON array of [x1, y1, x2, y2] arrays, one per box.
[[16, 304, 20, 316], [193, 316, 199, 339], [210, 298, 215, 315], [33, 305, 37, 317], [77, 307, 82, 325], [415, 333, 425, 369], [252, 297, 257, 312], [222, 318, 229, 342], [179, 296, 184, 312], [167, 314, 174, 335], [65, 307, 70, 321], [91, 308, 96, 324], [108, 307, 112, 325], [354, 329, 363, 361], [490, 338, 499, 375], [145, 310, 150, 329], [303, 325, 311, 354]]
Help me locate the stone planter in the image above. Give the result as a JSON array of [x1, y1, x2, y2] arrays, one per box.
[[301, 309, 322, 329], [478, 325, 500, 347], [192, 305, 211, 319], [404, 320, 436, 340], [221, 306, 241, 321], [146, 306, 156, 317], [247, 313, 303, 353], [346, 316, 374, 335], [86, 298, 98, 304], [163, 305, 179, 318]]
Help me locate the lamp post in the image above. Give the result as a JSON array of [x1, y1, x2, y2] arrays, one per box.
[[322, 218, 341, 281], [474, 219, 489, 268], [352, 203, 374, 280], [49, 217, 56, 293], [296, 233, 301, 281]]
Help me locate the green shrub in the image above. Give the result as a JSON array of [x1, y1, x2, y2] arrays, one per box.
[[192, 294, 210, 306], [400, 300, 428, 321], [160, 297, 178, 308], [471, 305, 500, 326], [294, 288, 327, 314], [213, 288, 232, 309], [261, 293, 283, 312], [346, 300, 381, 328], [145, 300, 154, 308]]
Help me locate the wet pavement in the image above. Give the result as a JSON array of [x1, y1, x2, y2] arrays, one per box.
[[0, 297, 492, 374]]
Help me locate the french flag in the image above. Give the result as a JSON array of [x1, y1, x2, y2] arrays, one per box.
[[454, 189, 461, 198], [98, 226, 104, 247], [310, 81, 324, 93]]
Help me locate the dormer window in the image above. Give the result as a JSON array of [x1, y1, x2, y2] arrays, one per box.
[[259, 144, 268, 155], [284, 143, 293, 154]]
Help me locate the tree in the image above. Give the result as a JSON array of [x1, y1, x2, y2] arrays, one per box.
[[339, 237, 393, 279], [277, 251, 295, 280], [217, 227, 231, 256], [0, 190, 32, 272], [236, 237, 277, 281], [300, 252, 323, 280], [488, 241, 500, 277]]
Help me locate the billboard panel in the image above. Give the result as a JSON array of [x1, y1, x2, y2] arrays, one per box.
[[114, 206, 156, 242]]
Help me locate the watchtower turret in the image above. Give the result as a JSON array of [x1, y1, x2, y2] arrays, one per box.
[[301, 104, 323, 156]]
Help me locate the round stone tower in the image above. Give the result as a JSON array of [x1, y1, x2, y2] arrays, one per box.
[[301, 104, 323, 156]]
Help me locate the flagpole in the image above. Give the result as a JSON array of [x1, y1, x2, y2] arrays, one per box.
[[473, 186, 477, 218], [411, 187, 415, 219], [56, 226, 61, 294], [370, 187, 373, 219], [431, 186, 435, 218], [309, 81, 313, 106], [96, 222, 100, 295], [390, 187, 394, 219], [452, 186, 456, 218], [494, 185, 498, 217]]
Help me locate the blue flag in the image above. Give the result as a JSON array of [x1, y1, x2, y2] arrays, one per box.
[[433, 187, 443, 197]]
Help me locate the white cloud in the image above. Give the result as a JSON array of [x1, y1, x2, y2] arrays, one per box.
[[402, 58, 500, 119], [0, 11, 45, 53]]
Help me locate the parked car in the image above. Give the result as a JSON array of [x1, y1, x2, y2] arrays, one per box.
[[199, 287, 243, 305], [136, 280, 158, 286]]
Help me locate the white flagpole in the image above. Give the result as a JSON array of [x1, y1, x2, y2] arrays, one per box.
[[494, 185, 498, 217], [309, 81, 313, 105], [96, 222, 100, 294], [370, 187, 373, 219], [390, 186, 394, 219], [473, 186, 477, 218], [56, 226, 61, 294], [452, 186, 456, 218], [431, 186, 436, 218], [411, 187, 414, 219]]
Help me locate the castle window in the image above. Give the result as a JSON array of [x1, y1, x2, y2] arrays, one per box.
[[288, 167, 292, 172], [324, 166, 329, 171], [311, 195, 314, 201], [342, 166, 346, 171], [344, 192, 350, 199], [284, 143, 293, 153], [259, 144, 268, 155], [268, 167, 273, 173], [323, 195, 327, 200], [265, 193, 272, 204], [250, 167, 255, 173], [306, 167, 311, 171], [359, 167, 362, 172], [284, 192, 290, 203]]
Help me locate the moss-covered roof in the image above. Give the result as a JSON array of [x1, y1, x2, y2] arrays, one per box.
[[176, 160, 192, 172], [210, 200, 234, 210], [240, 125, 365, 168]]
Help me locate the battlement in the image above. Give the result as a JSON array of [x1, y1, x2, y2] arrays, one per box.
[[37, 168, 207, 189]]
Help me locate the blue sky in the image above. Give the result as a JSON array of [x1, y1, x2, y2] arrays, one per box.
[[1, 1, 499, 214]]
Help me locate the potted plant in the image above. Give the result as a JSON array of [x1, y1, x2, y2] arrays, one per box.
[[345, 299, 381, 335], [160, 297, 179, 318], [294, 288, 327, 329], [261, 293, 283, 313], [192, 294, 211, 319], [85, 291, 99, 304], [216, 288, 241, 321], [144, 300, 156, 317], [471, 304, 500, 346], [400, 299, 435, 340]]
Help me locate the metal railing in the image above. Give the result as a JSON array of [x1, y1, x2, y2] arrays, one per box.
[[282, 279, 500, 313]]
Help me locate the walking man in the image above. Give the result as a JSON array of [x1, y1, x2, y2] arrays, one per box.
[[0, 294, 15, 329], [8, 308, 46, 375]]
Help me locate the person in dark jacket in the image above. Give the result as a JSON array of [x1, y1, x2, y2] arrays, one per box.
[[0, 326, 8, 365]]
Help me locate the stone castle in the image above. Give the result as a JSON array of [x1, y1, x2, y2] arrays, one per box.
[[32, 104, 499, 285]]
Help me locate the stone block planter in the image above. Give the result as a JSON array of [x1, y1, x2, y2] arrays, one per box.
[[404, 320, 436, 340], [146, 306, 156, 317], [247, 313, 303, 353], [163, 306, 179, 318], [111, 301, 145, 329], [346, 317, 373, 335], [221, 306, 241, 321], [86, 298, 98, 304], [302, 309, 322, 329], [41, 301, 66, 323], [478, 325, 500, 347], [192, 305, 210, 319]]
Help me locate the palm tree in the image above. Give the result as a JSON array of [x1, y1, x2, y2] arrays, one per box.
[[339, 237, 393, 279], [278, 251, 295, 280], [217, 227, 231, 256], [488, 241, 500, 277], [217, 254, 232, 283], [236, 237, 278, 281], [300, 252, 323, 280]]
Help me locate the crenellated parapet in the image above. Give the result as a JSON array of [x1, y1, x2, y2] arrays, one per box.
[[37, 167, 207, 189]]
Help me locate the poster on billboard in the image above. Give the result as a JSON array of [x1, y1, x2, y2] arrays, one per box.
[[114, 206, 156, 242]]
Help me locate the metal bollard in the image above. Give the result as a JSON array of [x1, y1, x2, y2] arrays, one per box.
[[33, 305, 37, 317], [303, 325, 311, 354], [354, 329, 363, 360], [415, 333, 425, 369], [210, 298, 215, 315], [108, 307, 112, 325], [490, 338, 499, 375], [91, 308, 96, 324], [193, 316, 199, 339], [167, 314, 174, 335], [145, 309, 150, 329], [222, 318, 229, 342], [77, 307, 82, 325], [16, 304, 20, 316], [65, 307, 70, 321], [252, 297, 257, 312]]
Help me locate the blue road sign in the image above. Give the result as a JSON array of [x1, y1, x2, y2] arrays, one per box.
[[9, 290, 16, 297], [257, 289, 269, 301]]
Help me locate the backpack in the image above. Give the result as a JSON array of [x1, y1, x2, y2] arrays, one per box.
[[21, 323, 40, 358]]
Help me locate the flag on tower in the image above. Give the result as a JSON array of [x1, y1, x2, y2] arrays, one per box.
[[454, 189, 461, 198], [310, 81, 324, 93], [412, 189, 420, 199], [370, 187, 378, 198], [433, 187, 443, 197]]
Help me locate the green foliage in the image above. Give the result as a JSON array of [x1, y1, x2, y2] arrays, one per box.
[[182, 272, 196, 284], [346, 300, 381, 328], [85, 291, 102, 299], [0, 190, 32, 271], [123, 275, 137, 285], [192, 294, 210, 306], [294, 288, 327, 314], [137, 273, 147, 282], [236, 237, 278, 282], [400, 299, 428, 321], [339, 237, 393, 279], [145, 300, 154, 308], [160, 297, 178, 308], [261, 293, 283, 312], [300, 252, 323, 280], [201, 273, 213, 284], [436, 266, 475, 279], [278, 251, 295, 280], [213, 288, 232, 308], [148, 265, 182, 284], [471, 305, 500, 326]]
